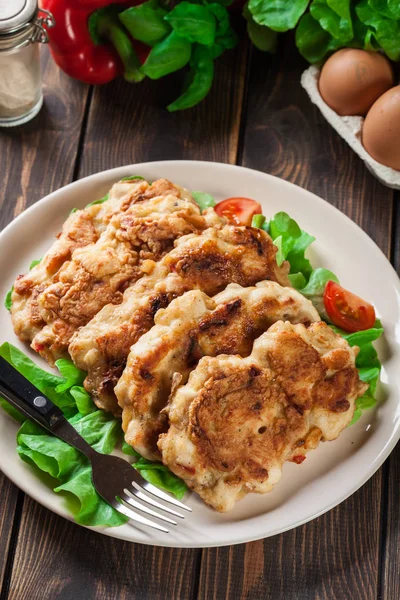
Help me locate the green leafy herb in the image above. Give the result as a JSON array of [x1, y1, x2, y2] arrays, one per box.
[[89, 5, 144, 83], [251, 213, 266, 229], [69, 386, 96, 416], [202, 3, 238, 59], [165, 2, 217, 46], [121, 175, 147, 182], [192, 190, 216, 211], [273, 236, 284, 267], [267, 212, 315, 280], [243, 2, 278, 52], [248, 0, 309, 31], [4, 287, 13, 312], [134, 457, 187, 499], [299, 267, 339, 297], [5, 258, 42, 312], [295, 12, 342, 62], [356, 0, 400, 60], [310, 0, 354, 43], [288, 272, 307, 289], [17, 415, 127, 527], [54, 359, 86, 394], [119, 1, 171, 47], [85, 192, 110, 208], [168, 45, 214, 111], [369, 0, 400, 20], [0, 342, 187, 525], [329, 322, 383, 425], [141, 31, 192, 79], [122, 440, 141, 456]]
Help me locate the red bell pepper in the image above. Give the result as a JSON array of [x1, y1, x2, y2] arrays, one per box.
[[40, 0, 149, 84]]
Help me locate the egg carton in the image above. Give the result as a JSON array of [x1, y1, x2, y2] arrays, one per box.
[[301, 65, 400, 191]]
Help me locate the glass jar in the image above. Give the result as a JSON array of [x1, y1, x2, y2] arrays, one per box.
[[0, 1, 54, 127]]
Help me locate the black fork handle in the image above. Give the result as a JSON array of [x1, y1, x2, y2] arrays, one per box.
[[0, 355, 64, 430], [0, 356, 97, 460]]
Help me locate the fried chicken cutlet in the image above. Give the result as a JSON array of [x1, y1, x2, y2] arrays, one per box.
[[69, 226, 291, 415], [11, 178, 150, 344], [159, 321, 368, 511], [23, 179, 214, 363], [116, 282, 320, 459]]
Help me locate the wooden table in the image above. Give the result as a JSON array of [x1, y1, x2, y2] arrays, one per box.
[[0, 41, 399, 600]]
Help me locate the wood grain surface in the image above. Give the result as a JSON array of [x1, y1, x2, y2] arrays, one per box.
[[0, 38, 398, 600]]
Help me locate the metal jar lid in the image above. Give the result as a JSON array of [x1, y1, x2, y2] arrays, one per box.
[[0, 1, 54, 49], [0, 0, 38, 35]]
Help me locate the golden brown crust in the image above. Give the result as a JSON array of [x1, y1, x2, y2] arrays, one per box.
[[116, 282, 319, 458], [70, 225, 292, 414], [158, 321, 368, 512]]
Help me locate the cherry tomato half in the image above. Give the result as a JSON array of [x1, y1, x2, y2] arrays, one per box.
[[323, 281, 376, 333], [215, 197, 262, 226]]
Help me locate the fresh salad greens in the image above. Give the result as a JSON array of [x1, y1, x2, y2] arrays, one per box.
[[0, 342, 186, 527], [244, 0, 400, 62], [119, 0, 237, 111]]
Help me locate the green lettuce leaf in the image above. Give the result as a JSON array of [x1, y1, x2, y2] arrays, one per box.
[[369, 0, 400, 20], [119, 2, 170, 47], [0, 343, 187, 524], [248, 0, 309, 31], [310, 0, 353, 43], [165, 2, 217, 46], [192, 191, 216, 211], [243, 2, 278, 51], [263, 212, 315, 281], [134, 457, 187, 499], [296, 12, 343, 62], [17, 415, 127, 527], [54, 359, 86, 393], [356, 0, 400, 60], [329, 322, 383, 424], [5, 258, 42, 312]]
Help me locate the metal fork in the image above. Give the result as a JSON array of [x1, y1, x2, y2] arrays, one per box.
[[0, 356, 191, 533]]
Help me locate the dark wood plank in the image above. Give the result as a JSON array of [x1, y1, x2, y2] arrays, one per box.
[[7, 502, 199, 600], [0, 49, 89, 594], [0, 480, 20, 587], [381, 201, 400, 600], [6, 41, 249, 600], [79, 38, 249, 174], [198, 40, 394, 600]]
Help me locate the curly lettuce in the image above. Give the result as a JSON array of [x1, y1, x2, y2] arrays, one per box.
[[0, 342, 186, 527]]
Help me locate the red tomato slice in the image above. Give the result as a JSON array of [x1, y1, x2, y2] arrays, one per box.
[[215, 197, 262, 226], [323, 281, 376, 333]]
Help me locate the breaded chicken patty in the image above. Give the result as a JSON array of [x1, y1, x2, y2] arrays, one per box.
[[69, 226, 291, 414], [24, 179, 212, 363], [11, 178, 150, 344], [116, 282, 320, 459], [159, 321, 368, 512]]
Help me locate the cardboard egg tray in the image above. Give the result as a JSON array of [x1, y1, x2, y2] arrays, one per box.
[[301, 65, 400, 190]]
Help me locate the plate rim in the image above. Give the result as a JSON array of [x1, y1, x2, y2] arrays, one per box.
[[0, 159, 399, 548]]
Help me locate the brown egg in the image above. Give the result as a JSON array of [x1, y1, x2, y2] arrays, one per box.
[[362, 86, 400, 171], [319, 49, 393, 116]]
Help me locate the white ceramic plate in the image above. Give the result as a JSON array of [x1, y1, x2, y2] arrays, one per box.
[[0, 161, 399, 548]]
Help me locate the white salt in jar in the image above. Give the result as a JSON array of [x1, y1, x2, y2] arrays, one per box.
[[0, 1, 54, 127]]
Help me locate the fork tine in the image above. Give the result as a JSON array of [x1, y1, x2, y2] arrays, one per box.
[[112, 500, 169, 533], [121, 492, 177, 526], [140, 481, 192, 512], [125, 484, 185, 518]]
